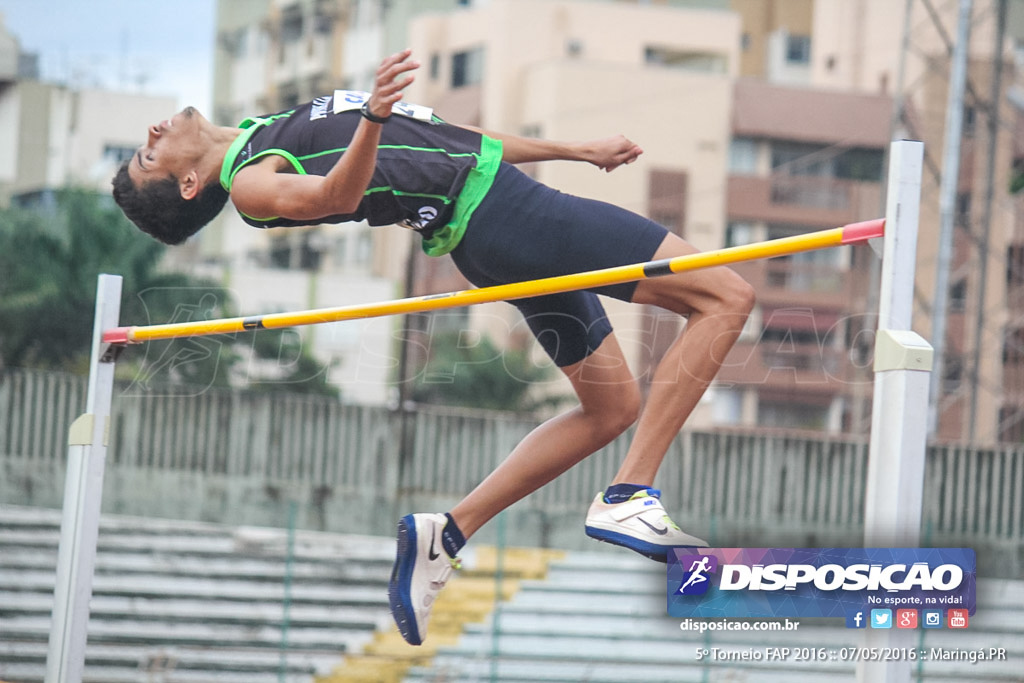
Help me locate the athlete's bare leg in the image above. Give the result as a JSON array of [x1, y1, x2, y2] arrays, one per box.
[[613, 232, 755, 485], [449, 232, 753, 539], [449, 333, 641, 538]]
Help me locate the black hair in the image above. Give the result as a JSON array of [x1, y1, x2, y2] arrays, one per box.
[[111, 160, 229, 245]]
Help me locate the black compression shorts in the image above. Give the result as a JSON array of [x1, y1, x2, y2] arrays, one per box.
[[450, 163, 669, 367]]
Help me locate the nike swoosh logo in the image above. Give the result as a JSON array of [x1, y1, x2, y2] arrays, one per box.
[[639, 518, 669, 535], [428, 531, 441, 560]]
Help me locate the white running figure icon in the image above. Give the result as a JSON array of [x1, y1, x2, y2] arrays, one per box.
[[678, 556, 712, 592]]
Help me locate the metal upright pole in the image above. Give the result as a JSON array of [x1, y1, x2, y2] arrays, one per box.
[[859, 141, 931, 683], [45, 274, 122, 683], [929, 0, 974, 437], [967, 0, 1008, 441]]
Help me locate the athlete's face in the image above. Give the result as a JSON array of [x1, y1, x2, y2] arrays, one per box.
[[127, 106, 205, 188]]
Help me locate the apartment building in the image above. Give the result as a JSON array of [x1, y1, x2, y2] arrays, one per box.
[[206, 0, 1023, 440], [717, 80, 889, 431], [401, 0, 741, 420], [729, 0, 1022, 442], [0, 17, 175, 207], [208, 0, 742, 413]]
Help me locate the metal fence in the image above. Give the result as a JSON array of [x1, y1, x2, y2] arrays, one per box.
[[1, 367, 1021, 557]]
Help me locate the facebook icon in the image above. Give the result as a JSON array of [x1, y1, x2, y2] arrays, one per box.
[[846, 610, 867, 629]]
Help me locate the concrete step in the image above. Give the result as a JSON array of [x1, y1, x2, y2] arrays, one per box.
[[0, 640, 337, 675], [0, 569, 387, 606], [0, 592, 390, 630]]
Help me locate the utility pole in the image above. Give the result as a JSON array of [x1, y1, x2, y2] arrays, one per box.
[[967, 0, 1008, 442], [928, 0, 974, 438]]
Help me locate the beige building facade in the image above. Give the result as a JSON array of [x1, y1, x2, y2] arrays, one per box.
[[403, 0, 740, 420]]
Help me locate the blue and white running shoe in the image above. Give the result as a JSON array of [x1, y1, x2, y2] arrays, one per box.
[[388, 513, 461, 646], [584, 489, 707, 562]]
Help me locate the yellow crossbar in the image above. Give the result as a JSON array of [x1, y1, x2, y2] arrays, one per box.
[[103, 218, 883, 344]]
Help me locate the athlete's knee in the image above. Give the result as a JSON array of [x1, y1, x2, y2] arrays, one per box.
[[595, 383, 641, 439], [720, 270, 756, 318], [579, 382, 640, 442]]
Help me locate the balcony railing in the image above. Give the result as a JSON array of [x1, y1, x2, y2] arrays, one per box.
[[728, 175, 882, 226], [718, 340, 862, 390], [770, 175, 851, 211], [731, 260, 854, 310]]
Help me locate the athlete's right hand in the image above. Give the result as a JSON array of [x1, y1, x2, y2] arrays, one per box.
[[366, 49, 419, 120], [583, 135, 644, 172]]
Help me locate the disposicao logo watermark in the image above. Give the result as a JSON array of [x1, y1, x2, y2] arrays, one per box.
[[667, 548, 976, 622], [676, 554, 718, 595]]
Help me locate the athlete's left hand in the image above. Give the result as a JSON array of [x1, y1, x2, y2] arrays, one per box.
[[366, 49, 420, 120], [583, 135, 643, 172]]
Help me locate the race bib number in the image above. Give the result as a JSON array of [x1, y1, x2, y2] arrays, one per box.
[[333, 90, 434, 122]]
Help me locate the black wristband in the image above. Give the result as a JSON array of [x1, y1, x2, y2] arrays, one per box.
[[360, 100, 390, 124]]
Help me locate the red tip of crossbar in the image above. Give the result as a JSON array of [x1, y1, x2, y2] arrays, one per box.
[[103, 327, 132, 345], [840, 218, 885, 244]]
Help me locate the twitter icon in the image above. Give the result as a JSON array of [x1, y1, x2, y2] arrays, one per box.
[[871, 609, 893, 629]]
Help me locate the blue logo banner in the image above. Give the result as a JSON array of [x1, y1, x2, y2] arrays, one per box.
[[667, 548, 976, 619]]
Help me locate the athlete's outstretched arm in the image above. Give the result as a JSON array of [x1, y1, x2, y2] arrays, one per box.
[[230, 50, 419, 221], [460, 124, 643, 172]]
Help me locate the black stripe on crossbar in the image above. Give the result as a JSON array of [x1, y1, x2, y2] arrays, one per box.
[[643, 259, 674, 278], [242, 317, 265, 330]]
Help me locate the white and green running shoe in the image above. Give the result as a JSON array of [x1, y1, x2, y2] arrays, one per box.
[[388, 513, 461, 646], [584, 488, 707, 562]]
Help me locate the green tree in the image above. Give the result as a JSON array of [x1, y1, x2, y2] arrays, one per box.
[[0, 189, 335, 396], [411, 330, 558, 412]]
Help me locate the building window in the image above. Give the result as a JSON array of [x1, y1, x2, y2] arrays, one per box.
[[943, 355, 963, 392], [834, 148, 884, 181], [333, 236, 347, 267], [647, 169, 687, 238], [520, 123, 542, 139], [280, 6, 304, 43], [950, 278, 967, 313], [999, 406, 1024, 442], [757, 399, 830, 431], [725, 222, 755, 248], [451, 47, 484, 88], [785, 35, 811, 64], [1009, 245, 1024, 286], [298, 231, 324, 271], [1002, 327, 1024, 363], [644, 46, 726, 74], [740, 33, 751, 52], [956, 191, 972, 226], [270, 236, 292, 269], [963, 105, 976, 137], [429, 53, 440, 80], [728, 137, 758, 175], [771, 141, 829, 176], [103, 144, 135, 165], [356, 231, 372, 262]]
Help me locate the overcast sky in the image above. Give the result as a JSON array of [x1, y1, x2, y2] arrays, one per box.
[[0, 0, 216, 114]]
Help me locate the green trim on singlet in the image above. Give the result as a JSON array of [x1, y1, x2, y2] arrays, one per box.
[[420, 135, 503, 257], [296, 145, 481, 163], [219, 112, 296, 192]]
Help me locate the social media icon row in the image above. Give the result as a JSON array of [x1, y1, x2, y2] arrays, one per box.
[[846, 609, 969, 629]]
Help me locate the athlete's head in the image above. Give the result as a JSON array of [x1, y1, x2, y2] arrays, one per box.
[[112, 106, 229, 245]]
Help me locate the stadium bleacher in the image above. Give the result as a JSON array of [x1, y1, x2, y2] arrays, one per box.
[[3, 505, 1021, 683], [0, 505, 394, 683]]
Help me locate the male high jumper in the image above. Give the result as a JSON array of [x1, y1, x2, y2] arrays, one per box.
[[112, 49, 754, 646]]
